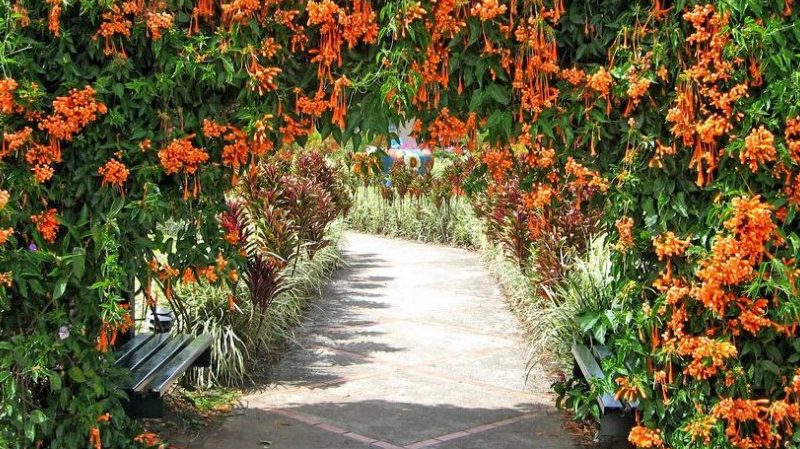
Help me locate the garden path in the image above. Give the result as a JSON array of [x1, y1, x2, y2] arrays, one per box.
[[196, 232, 575, 449]]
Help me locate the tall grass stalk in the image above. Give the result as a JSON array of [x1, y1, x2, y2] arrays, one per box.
[[346, 186, 481, 248]]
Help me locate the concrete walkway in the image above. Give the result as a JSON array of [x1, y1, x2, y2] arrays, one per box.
[[197, 233, 575, 449]]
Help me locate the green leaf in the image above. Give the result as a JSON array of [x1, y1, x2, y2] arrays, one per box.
[[71, 248, 86, 280], [53, 278, 67, 300], [30, 410, 47, 424], [68, 367, 86, 383], [486, 83, 511, 105]]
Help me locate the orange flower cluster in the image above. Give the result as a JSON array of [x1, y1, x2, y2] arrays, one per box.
[[89, 426, 101, 449], [653, 232, 690, 261], [12, 2, 30, 27], [648, 141, 677, 169], [94, 3, 135, 56], [684, 414, 717, 444], [189, 0, 214, 32], [221, 0, 262, 27], [615, 376, 644, 402], [340, 0, 379, 48], [396, 1, 426, 37], [97, 309, 133, 353], [0, 272, 11, 287], [693, 196, 776, 316], [522, 184, 554, 209], [39, 86, 108, 142], [710, 398, 780, 448], [331, 76, 351, 129], [48, 0, 61, 36], [30, 208, 60, 244], [411, 0, 465, 108], [470, 0, 507, 21], [1, 127, 32, 159], [247, 56, 282, 95], [25, 142, 61, 183], [786, 117, 800, 164], [0, 189, 8, 210], [677, 336, 737, 379], [279, 114, 312, 145], [296, 89, 329, 117], [147, 258, 179, 303], [628, 425, 663, 448], [483, 149, 513, 182], [159, 136, 210, 200], [260, 37, 281, 59], [158, 136, 209, 176], [182, 254, 235, 285], [98, 159, 130, 191], [0, 228, 13, 245], [145, 11, 174, 40], [0, 78, 17, 114], [615, 216, 634, 252], [427, 109, 476, 150], [560, 67, 584, 86], [625, 71, 652, 115], [202, 119, 252, 182], [564, 157, 609, 199], [741, 126, 776, 172], [666, 5, 748, 187], [307, 0, 377, 80], [513, 13, 560, 118], [517, 131, 556, 170], [586, 67, 613, 98]]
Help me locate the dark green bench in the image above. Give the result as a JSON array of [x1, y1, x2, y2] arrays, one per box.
[[571, 343, 636, 441], [114, 332, 213, 418]]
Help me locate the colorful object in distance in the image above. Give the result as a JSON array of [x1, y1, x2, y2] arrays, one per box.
[[370, 122, 433, 174]]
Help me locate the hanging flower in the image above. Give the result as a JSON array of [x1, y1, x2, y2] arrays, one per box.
[[628, 426, 663, 448], [31, 208, 60, 243], [98, 158, 130, 191], [0, 78, 18, 114], [0, 228, 14, 245], [586, 67, 613, 98], [653, 231, 691, 260], [39, 86, 107, 141], [145, 11, 174, 40], [684, 415, 717, 444], [615, 216, 634, 252], [470, 0, 507, 21], [741, 126, 776, 172], [158, 136, 208, 175], [0, 189, 9, 210]]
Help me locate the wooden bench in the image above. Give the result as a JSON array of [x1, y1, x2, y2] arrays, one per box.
[[114, 332, 213, 418], [571, 343, 636, 440]]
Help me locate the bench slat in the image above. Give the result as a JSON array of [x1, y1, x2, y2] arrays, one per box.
[[119, 333, 172, 371], [114, 333, 154, 366], [149, 334, 214, 395], [126, 335, 191, 392], [571, 343, 623, 411]]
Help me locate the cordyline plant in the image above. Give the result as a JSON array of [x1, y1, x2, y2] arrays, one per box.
[[2, 1, 800, 449]]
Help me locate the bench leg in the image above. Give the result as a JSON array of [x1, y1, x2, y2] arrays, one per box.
[[123, 393, 165, 419], [598, 411, 634, 444], [193, 346, 212, 368]]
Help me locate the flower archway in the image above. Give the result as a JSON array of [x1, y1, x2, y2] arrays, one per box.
[[2, 1, 800, 448]]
